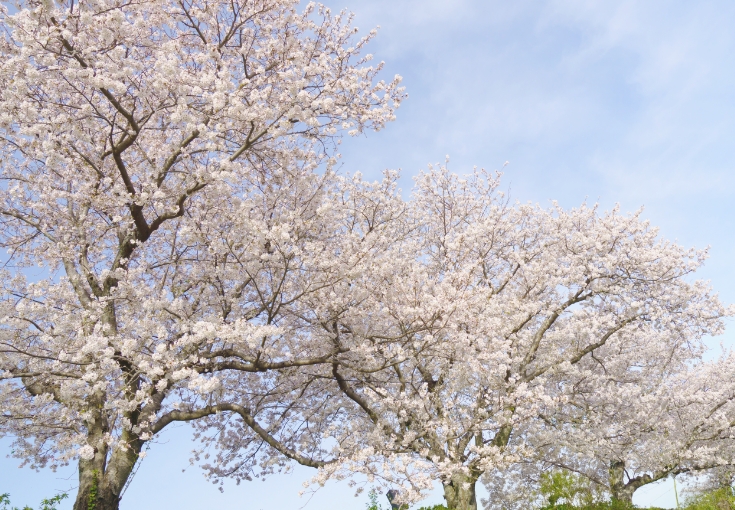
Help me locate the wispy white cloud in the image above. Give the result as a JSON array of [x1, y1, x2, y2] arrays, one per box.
[[336, 1, 735, 340], [342, 0, 735, 203]]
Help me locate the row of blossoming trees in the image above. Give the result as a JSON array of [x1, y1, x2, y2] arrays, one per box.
[[0, 1, 734, 510]]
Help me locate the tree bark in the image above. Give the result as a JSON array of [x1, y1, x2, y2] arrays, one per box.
[[73, 470, 120, 510], [608, 461, 635, 506], [72, 438, 140, 510], [443, 473, 479, 510]]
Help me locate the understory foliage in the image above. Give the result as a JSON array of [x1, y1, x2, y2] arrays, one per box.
[[366, 489, 387, 510], [365, 478, 735, 510], [491, 467, 735, 510], [683, 487, 735, 510], [538, 470, 607, 509], [0, 493, 68, 510]]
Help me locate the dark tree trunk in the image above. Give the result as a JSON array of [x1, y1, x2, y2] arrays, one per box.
[[608, 460, 635, 506], [443, 473, 479, 510], [72, 441, 140, 510], [73, 475, 121, 510]]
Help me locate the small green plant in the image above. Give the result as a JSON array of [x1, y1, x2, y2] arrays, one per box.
[[415, 505, 450, 510], [39, 494, 68, 510], [538, 470, 606, 509], [0, 494, 24, 510], [87, 469, 99, 510], [366, 489, 385, 510], [682, 485, 735, 509], [0, 493, 67, 510]]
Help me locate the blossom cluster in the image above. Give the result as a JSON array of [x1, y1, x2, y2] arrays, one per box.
[[0, 1, 733, 510]]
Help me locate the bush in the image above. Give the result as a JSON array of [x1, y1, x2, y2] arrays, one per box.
[[541, 503, 632, 510], [540, 504, 663, 510], [0, 493, 67, 510], [683, 486, 735, 509], [366, 489, 386, 510], [538, 470, 606, 509]]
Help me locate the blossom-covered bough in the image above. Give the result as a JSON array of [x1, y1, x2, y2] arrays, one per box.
[[195, 167, 732, 510], [479, 351, 735, 509], [1, 1, 734, 510], [505, 350, 735, 508], [0, 0, 403, 509], [275, 168, 729, 510]]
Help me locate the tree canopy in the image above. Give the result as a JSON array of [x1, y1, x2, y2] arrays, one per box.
[[1, 1, 734, 510]]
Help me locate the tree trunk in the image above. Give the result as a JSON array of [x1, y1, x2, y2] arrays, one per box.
[[73, 471, 121, 510], [443, 473, 479, 510], [608, 461, 635, 506], [72, 444, 140, 510]]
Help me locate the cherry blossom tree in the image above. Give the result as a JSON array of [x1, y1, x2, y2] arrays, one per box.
[[1, 3, 732, 510], [266, 167, 728, 510], [513, 350, 735, 507], [0, 0, 404, 509]]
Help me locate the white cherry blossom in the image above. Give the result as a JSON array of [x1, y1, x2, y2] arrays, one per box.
[[0, 1, 403, 509]]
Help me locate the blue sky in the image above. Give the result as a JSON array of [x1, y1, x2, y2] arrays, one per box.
[[3, 0, 735, 508]]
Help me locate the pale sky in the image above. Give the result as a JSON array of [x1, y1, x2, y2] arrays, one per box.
[[4, 1, 735, 508]]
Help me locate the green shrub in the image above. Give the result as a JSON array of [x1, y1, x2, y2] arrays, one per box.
[[366, 489, 386, 510], [0, 493, 67, 510], [538, 470, 606, 509], [682, 486, 735, 509], [541, 503, 631, 510], [539, 504, 663, 510]]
